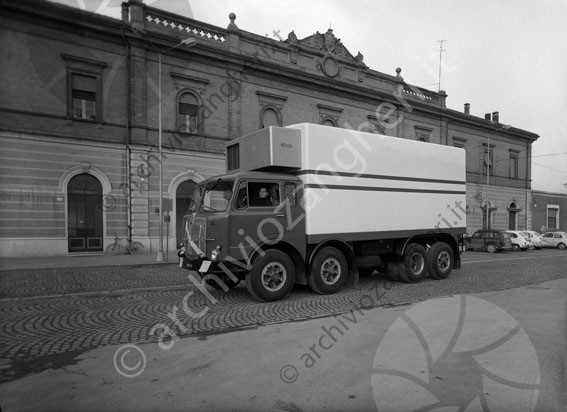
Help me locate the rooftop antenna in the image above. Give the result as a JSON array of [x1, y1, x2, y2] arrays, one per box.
[[437, 40, 446, 92]]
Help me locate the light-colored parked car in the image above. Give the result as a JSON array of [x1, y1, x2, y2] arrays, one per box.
[[506, 230, 530, 251], [520, 231, 544, 249], [541, 232, 567, 249]]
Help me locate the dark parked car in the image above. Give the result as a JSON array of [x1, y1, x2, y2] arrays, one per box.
[[465, 230, 513, 253]]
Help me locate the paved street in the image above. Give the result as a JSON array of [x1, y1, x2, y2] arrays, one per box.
[[0, 250, 566, 412], [1, 249, 566, 386]]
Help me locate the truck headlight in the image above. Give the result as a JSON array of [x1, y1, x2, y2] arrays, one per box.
[[210, 245, 222, 262]]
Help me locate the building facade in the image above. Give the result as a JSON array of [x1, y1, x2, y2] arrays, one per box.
[[0, 0, 539, 257], [531, 191, 567, 233]]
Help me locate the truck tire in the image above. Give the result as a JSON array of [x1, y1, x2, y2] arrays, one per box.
[[399, 243, 428, 283], [387, 262, 404, 282], [245, 249, 295, 302], [308, 247, 348, 294], [427, 242, 453, 280]]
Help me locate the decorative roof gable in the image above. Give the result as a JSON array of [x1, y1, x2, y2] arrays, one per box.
[[288, 28, 366, 67]]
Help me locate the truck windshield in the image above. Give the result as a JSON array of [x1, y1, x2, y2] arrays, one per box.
[[189, 179, 234, 213]]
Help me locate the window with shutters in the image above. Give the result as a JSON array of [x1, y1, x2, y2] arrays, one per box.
[[61, 54, 106, 122], [178, 92, 200, 134], [72, 74, 97, 120]]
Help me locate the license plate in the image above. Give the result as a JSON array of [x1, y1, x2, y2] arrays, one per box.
[[199, 260, 212, 273]]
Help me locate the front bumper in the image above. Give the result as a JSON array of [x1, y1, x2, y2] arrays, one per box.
[[177, 250, 249, 276], [178, 250, 217, 273]]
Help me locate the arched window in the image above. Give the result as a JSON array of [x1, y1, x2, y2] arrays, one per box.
[[261, 107, 281, 128], [321, 117, 337, 127], [178, 92, 200, 134]]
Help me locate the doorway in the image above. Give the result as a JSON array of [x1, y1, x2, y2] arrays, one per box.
[[67, 173, 103, 252], [176, 180, 196, 245]]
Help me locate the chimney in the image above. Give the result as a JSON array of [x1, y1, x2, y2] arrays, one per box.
[[464, 103, 470, 114], [492, 111, 499, 123], [485, 113, 491, 120]]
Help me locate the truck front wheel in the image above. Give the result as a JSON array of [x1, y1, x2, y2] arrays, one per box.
[[245, 249, 295, 302], [308, 247, 348, 294], [427, 242, 453, 280]]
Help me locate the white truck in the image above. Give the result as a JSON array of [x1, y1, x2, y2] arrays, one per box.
[[178, 123, 466, 301]]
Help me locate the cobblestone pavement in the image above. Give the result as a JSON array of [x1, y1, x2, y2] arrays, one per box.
[[1, 250, 566, 382]]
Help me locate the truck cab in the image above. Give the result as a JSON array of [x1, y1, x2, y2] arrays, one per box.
[[178, 171, 307, 301]]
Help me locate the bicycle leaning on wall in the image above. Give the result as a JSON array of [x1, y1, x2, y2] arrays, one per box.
[[105, 235, 144, 255]]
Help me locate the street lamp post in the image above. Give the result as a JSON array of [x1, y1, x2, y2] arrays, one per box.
[[485, 123, 511, 230], [157, 38, 197, 262]]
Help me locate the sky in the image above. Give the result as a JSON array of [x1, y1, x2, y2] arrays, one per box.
[[51, 0, 567, 193]]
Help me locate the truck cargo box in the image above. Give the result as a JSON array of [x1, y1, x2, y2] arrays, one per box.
[[227, 123, 466, 242]]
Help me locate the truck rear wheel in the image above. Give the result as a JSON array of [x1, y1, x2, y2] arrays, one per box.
[[399, 243, 428, 283], [308, 247, 348, 294], [387, 262, 403, 282], [245, 249, 295, 302], [427, 242, 453, 280]]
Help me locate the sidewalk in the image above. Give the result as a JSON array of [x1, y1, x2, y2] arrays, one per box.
[[0, 253, 177, 271]]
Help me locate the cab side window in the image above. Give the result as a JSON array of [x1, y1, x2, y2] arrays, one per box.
[[236, 181, 248, 209], [249, 182, 279, 207], [284, 182, 297, 207]]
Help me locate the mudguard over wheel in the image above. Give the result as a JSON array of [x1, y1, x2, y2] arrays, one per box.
[[245, 249, 295, 302], [308, 247, 348, 294], [427, 242, 454, 280], [399, 243, 428, 283]]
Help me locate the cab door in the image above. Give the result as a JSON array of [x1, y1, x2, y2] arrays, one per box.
[[227, 179, 305, 264]]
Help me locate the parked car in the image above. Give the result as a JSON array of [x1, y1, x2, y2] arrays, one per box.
[[465, 230, 513, 253], [541, 232, 567, 249], [506, 230, 531, 251], [520, 231, 544, 249]]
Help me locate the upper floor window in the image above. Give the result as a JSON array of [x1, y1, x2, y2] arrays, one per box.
[[62, 54, 106, 122], [483, 145, 494, 175], [72, 74, 97, 120], [509, 150, 520, 179], [178, 92, 200, 134], [317, 103, 342, 127], [321, 117, 337, 127], [261, 107, 281, 128], [452, 137, 467, 149], [414, 126, 432, 142]]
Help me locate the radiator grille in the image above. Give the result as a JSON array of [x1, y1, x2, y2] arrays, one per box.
[[184, 215, 207, 257]]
